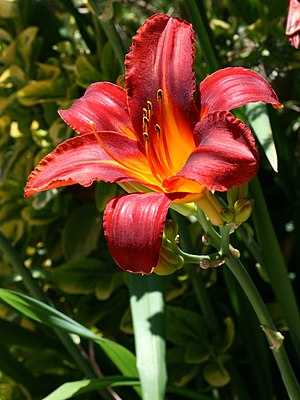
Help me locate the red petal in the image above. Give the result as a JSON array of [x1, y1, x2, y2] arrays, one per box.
[[125, 14, 198, 142], [286, 0, 300, 49], [59, 82, 135, 138], [103, 193, 171, 274], [24, 133, 157, 197], [167, 111, 259, 192], [199, 67, 282, 118]]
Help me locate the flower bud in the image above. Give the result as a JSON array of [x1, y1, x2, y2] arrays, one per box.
[[233, 198, 254, 223], [164, 220, 179, 242], [221, 207, 235, 223], [155, 247, 184, 275]]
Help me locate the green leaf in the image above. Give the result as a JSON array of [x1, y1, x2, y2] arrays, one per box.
[[62, 204, 100, 261], [129, 274, 167, 400], [0, 318, 65, 352], [244, 102, 278, 172], [17, 78, 66, 106], [42, 376, 139, 400], [0, 289, 138, 379], [95, 181, 118, 212], [75, 55, 103, 88], [51, 258, 107, 295], [185, 341, 210, 364], [95, 271, 124, 300], [203, 362, 231, 387], [0, 345, 41, 394], [166, 306, 207, 346], [0, 0, 18, 19]]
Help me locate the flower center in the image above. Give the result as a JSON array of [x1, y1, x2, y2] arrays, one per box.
[[142, 89, 177, 183]]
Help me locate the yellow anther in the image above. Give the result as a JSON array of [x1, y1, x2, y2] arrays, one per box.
[[143, 108, 147, 117], [157, 88, 163, 102], [155, 124, 161, 137], [143, 116, 149, 133], [143, 132, 149, 141], [147, 100, 153, 114]]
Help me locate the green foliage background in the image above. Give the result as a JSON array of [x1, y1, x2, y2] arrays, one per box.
[[0, 0, 299, 399]]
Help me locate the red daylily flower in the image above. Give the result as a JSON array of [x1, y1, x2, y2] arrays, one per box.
[[25, 14, 282, 274], [286, 0, 300, 49]]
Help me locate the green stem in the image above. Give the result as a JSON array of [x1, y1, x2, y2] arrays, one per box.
[[250, 177, 300, 359], [171, 211, 222, 336], [225, 252, 300, 400], [0, 230, 112, 400], [192, 211, 300, 399], [87, 1, 126, 70], [183, 0, 219, 72], [99, 18, 126, 70]]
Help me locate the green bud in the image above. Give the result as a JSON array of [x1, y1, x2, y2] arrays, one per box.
[[164, 220, 179, 242], [155, 247, 184, 276], [226, 186, 239, 208], [261, 325, 284, 350], [233, 198, 254, 223], [221, 207, 235, 223]]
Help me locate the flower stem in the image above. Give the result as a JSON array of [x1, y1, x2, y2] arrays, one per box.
[[225, 252, 300, 400], [192, 209, 300, 399], [251, 176, 300, 359], [170, 211, 222, 336], [183, 0, 219, 72]]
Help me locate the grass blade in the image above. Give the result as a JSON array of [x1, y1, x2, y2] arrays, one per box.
[[129, 274, 167, 400], [42, 376, 140, 400], [0, 289, 138, 378]]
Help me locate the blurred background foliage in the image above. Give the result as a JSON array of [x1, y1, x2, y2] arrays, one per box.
[[0, 0, 299, 399]]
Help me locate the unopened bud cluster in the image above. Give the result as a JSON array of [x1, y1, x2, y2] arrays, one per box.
[[221, 198, 254, 224], [155, 220, 184, 275]]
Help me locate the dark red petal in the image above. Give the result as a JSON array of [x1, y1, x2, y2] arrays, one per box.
[[166, 111, 259, 192], [286, 0, 300, 49], [125, 14, 198, 142], [24, 133, 157, 197], [104, 193, 171, 274], [199, 67, 282, 118], [59, 82, 135, 137]]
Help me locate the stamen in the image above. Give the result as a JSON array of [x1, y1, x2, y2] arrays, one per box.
[[157, 89, 163, 102], [155, 124, 161, 137], [142, 108, 147, 117], [147, 100, 153, 115], [143, 132, 149, 141], [143, 116, 149, 132]]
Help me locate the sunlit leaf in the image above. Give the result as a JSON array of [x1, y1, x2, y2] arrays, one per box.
[[62, 204, 100, 261], [244, 102, 278, 172], [42, 376, 140, 400], [0, 289, 138, 378], [17, 78, 66, 106], [129, 274, 167, 400]]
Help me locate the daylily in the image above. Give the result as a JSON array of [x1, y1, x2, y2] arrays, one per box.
[[286, 0, 300, 49], [25, 14, 281, 274]]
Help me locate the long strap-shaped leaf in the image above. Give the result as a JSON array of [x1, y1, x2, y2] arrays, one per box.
[[0, 289, 138, 379], [41, 376, 140, 400], [128, 274, 167, 400]]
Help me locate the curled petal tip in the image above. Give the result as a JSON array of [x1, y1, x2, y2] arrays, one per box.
[[103, 193, 171, 274]]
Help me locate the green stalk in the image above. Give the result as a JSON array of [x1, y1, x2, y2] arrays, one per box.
[[192, 209, 300, 400], [87, 0, 126, 70], [184, 0, 300, 385], [250, 177, 300, 359], [225, 252, 300, 400], [0, 230, 112, 400], [171, 211, 222, 336], [128, 274, 167, 400], [183, 0, 219, 72]]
